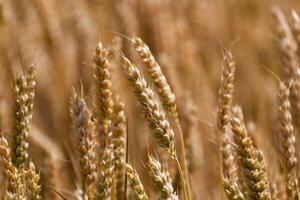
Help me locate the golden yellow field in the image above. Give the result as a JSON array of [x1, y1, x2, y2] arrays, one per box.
[[0, 0, 300, 199]]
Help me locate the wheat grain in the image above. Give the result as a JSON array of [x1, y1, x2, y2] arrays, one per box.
[[26, 161, 41, 200]]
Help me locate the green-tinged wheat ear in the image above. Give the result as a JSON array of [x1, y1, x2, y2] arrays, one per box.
[[277, 82, 300, 199], [223, 177, 245, 200], [217, 49, 238, 184], [121, 56, 176, 157], [231, 105, 271, 200], [132, 37, 178, 122], [93, 42, 114, 137], [71, 90, 97, 200], [112, 97, 127, 199], [126, 164, 148, 200], [96, 144, 114, 200], [0, 135, 19, 195], [26, 161, 41, 200], [12, 66, 37, 168], [148, 155, 179, 200]]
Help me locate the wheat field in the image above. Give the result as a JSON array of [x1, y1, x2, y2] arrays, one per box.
[[0, 0, 300, 199]]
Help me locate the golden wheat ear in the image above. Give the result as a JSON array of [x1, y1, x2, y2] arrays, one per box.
[[26, 161, 41, 200], [231, 105, 271, 200], [112, 96, 127, 199], [222, 177, 245, 200], [70, 90, 97, 200], [131, 37, 178, 122], [277, 82, 300, 199], [148, 155, 179, 200], [125, 163, 149, 200], [0, 135, 19, 196], [12, 65, 37, 169], [93, 42, 114, 138], [96, 144, 114, 200]]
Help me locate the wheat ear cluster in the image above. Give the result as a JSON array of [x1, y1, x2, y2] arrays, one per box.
[[122, 56, 176, 157], [148, 155, 179, 200], [71, 91, 97, 199], [126, 164, 149, 200], [277, 82, 300, 199]]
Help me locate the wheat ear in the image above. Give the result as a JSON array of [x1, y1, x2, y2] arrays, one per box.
[[126, 164, 148, 200], [11, 66, 36, 169], [93, 42, 114, 138], [0, 135, 19, 195], [71, 90, 97, 200], [96, 144, 114, 200], [148, 155, 179, 200], [272, 6, 299, 80], [26, 161, 41, 200], [223, 177, 245, 200], [231, 106, 271, 200], [217, 50, 238, 184], [277, 82, 300, 199], [131, 37, 192, 199], [112, 97, 127, 200], [131, 37, 178, 121], [122, 56, 176, 157]]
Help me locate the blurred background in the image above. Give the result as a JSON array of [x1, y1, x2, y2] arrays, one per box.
[[0, 0, 299, 199]]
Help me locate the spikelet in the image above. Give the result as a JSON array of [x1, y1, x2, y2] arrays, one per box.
[[126, 164, 149, 200], [122, 56, 176, 158], [96, 145, 114, 200], [0, 135, 19, 195], [223, 177, 245, 200], [277, 82, 300, 199], [112, 97, 127, 199], [148, 156, 179, 200], [217, 50, 238, 183], [26, 161, 41, 200], [71, 91, 97, 199], [231, 106, 271, 200], [132, 37, 178, 122], [93, 42, 114, 137]]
